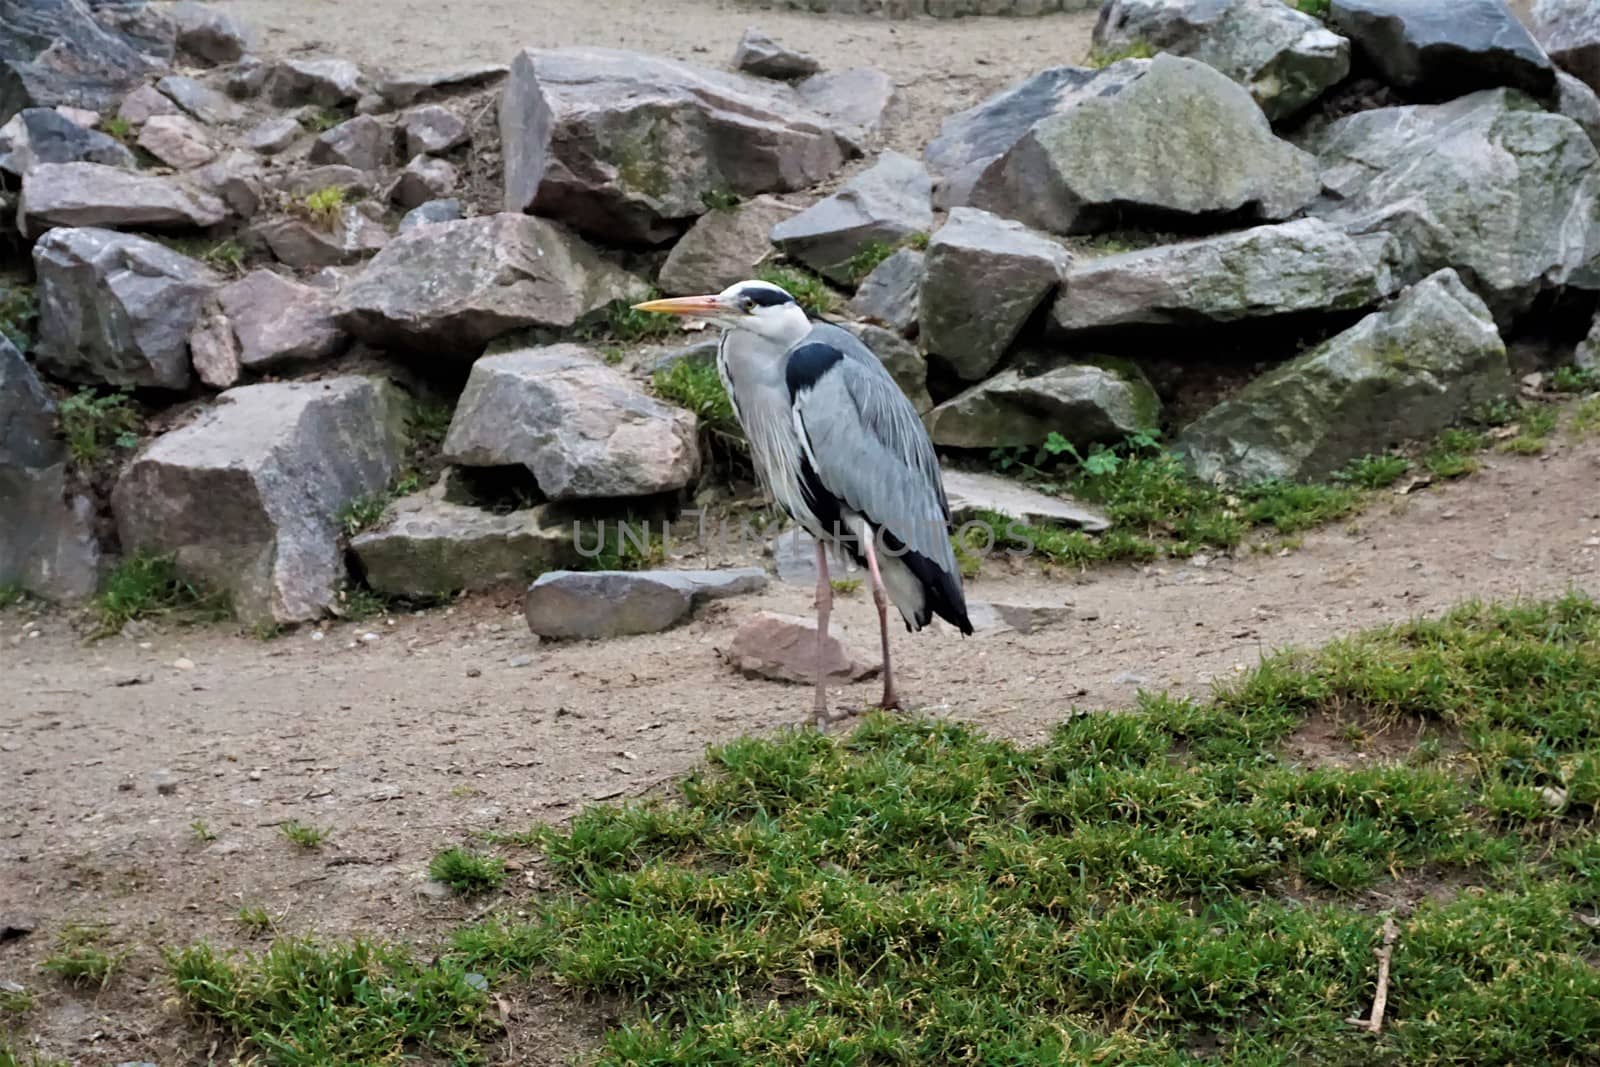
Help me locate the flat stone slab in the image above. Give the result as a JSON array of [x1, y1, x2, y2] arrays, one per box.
[[525, 567, 767, 639], [941, 470, 1111, 533]]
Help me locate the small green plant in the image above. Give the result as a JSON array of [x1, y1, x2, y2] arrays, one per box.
[[300, 185, 346, 230], [844, 241, 896, 284], [94, 554, 231, 635], [1571, 394, 1600, 438], [0, 585, 24, 610], [336, 582, 391, 620], [700, 188, 741, 211], [1290, 0, 1330, 16], [301, 107, 346, 132], [428, 847, 508, 895], [600, 345, 625, 366], [279, 821, 329, 850], [1423, 427, 1488, 479], [189, 819, 216, 843], [757, 265, 835, 316], [0, 984, 34, 1016], [201, 238, 246, 275], [1551, 365, 1600, 394], [235, 906, 273, 935], [0, 1042, 70, 1067], [906, 231, 930, 251], [830, 577, 863, 595], [57, 388, 141, 465], [1498, 405, 1558, 455], [1336, 453, 1410, 490], [580, 290, 683, 344], [0, 284, 39, 354], [652, 359, 745, 465], [573, 520, 666, 571], [100, 114, 134, 141], [338, 492, 390, 537], [41, 924, 128, 989], [408, 401, 453, 450], [1087, 39, 1156, 68]]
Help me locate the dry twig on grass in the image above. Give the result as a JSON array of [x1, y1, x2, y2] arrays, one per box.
[[1347, 915, 1400, 1034]]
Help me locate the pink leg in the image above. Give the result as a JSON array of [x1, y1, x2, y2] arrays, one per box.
[[860, 532, 901, 711], [813, 539, 832, 730]]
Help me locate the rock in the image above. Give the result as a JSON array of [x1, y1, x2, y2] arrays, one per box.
[[217, 269, 346, 370], [1092, 0, 1350, 120], [224, 55, 270, 100], [33, 227, 220, 389], [399, 198, 463, 232], [188, 148, 265, 218], [840, 322, 933, 414], [657, 195, 798, 295], [117, 84, 181, 125], [254, 206, 389, 269], [1532, 0, 1600, 93], [925, 359, 1161, 451], [500, 47, 849, 244], [0, 336, 101, 602], [966, 600, 1072, 635], [399, 104, 467, 156], [1328, 0, 1556, 98], [352, 494, 580, 597], [442, 344, 700, 499], [387, 155, 458, 209], [19, 162, 227, 234], [151, 768, 179, 795], [1577, 313, 1600, 373], [267, 58, 365, 108], [113, 377, 409, 625], [970, 56, 1319, 234], [941, 469, 1111, 531], [54, 104, 98, 128], [310, 115, 390, 171], [136, 113, 214, 169], [0, 107, 135, 177], [170, 1, 253, 65], [526, 568, 767, 639], [1556, 70, 1600, 147], [770, 152, 932, 284], [245, 114, 302, 154], [919, 207, 1068, 380], [1307, 88, 1600, 322], [733, 29, 821, 80], [91, 3, 175, 67], [187, 304, 240, 388], [375, 63, 508, 108], [725, 611, 878, 684], [794, 68, 895, 153], [1177, 269, 1513, 485], [156, 75, 245, 125], [277, 164, 372, 198], [1052, 218, 1384, 334], [0, 0, 164, 120], [847, 248, 924, 337], [338, 214, 643, 353]]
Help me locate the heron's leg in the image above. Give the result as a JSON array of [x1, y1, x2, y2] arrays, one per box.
[[860, 532, 901, 711], [813, 540, 833, 731]]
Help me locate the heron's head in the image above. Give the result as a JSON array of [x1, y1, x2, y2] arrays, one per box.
[[632, 280, 812, 347]]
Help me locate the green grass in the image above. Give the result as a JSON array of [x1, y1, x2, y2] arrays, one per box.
[[757, 265, 835, 317], [652, 359, 746, 471], [301, 107, 347, 132], [583, 289, 684, 344], [573, 520, 667, 572], [1423, 427, 1488, 479], [279, 821, 329, 850], [1087, 39, 1157, 68], [1549, 366, 1599, 394], [429, 847, 508, 896], [236, 906, 274, 936], [190, 819, 216, 843], [700, 188, 742, 212], [0, 1043, 69, 1067], [0, 585, 24, 610], [0, 985, 33, 1017], [300, 185, 346, 230], [906, 231, 930, 251], [843, 242, 897, 284], [338, 472, 421, 537], [830, 577, 862, 595], [408, 400, 454, 451], [0, 283, 38, 354], [100, 114, 134, 141], [93, 554, 231, 635], [1290, 0, 1330, 16], [57, 388, 141, 465], [1497, 406, 1559, 456], [1572, 395, 1600, 438], [1335, 453, 1409, 490], [40, 924, 129, 990]]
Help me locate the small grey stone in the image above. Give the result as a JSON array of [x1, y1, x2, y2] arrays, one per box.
[[245, 115, 303, 155], [118, 83, 182, 125], [941, 469, 1111, 532], [847, 248, 924, 337], [525, 568, 766, 639], [171, 1, 254, 64], [376, 63, 508, 108], [157, 74, 246, 125], [310, 115, 391, 172], [268, 58, 366, 107], [278, 165, 372, 198], [255, 207, 390, 270], [151, 770, 179, 795], [0, 108, 136, 178], [136, 114, 215, 170], [726, 611, 878, 684], [225, 55, 272, 99], [398, 198, 464, 232], [387, 155, 458, 209], [399, 104, 468, 156], [733, 29, 821, 80]]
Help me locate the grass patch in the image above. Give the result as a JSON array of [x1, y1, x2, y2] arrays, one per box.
[[299, 185, 346, 230], [0, 985, 34, 1016], [1291, 0, 1330, 15], [1423, 427, 1488, 479], [300, 107, 347, 132], [100, 114, 134, 141], [573, 520, 667, 572], [57, 387, 141, 465], [1497, 405, 1559, 456], [189, 819, 216, 843], [582, 289, 684, 344], [1087, 39, 1157, 68], [0, 585, 24, 610], [1550, 365, 1599, 394], [700, 188, 741, 212], [338, 472, 421, 537], [757, 265, 835, 317], [0, 1044, 69, 1067], [94, 554, 231, 635], [0, 283, 38, 354], [1571, 394, 1600, 439], [235, 906, 274, 936], [279, 821, 329, 850], [843, 241, 897, 284], [40, 924, 129, 990], [445, 593, 1600, 1065], [830, 577, 862, 595], [1335, 452, 1409, 490], [652, 359, 746, 474], [429, 847, 508, 896]]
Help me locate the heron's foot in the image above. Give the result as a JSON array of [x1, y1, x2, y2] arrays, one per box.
[[810, 704, 865, 733]]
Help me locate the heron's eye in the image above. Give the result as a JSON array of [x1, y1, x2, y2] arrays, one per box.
[[741, 296, 757, 313]]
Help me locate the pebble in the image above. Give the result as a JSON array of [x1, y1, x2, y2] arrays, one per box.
[[466, 667, 482, 678], [173, 657, 195, 671], [1541, 786, 1568, 810], [151, 770, 179, 796], [311, 631, 325, 642], [1584, 537, 1600, 547], [1111, 671, 1150, 686], [416, 879, 451, 901], [361, 632, 380, 643], [507, 654, 532, 668]]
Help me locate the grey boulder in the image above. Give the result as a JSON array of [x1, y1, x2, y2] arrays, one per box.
[[387, 155, 458, 209], [500, 47, 849, 244], [117, 83, 182, 125], [136, 113, 215, 170], [1556, 70, 1600, 148], [310, 115, 391, 172], [113, 377, 410, 625], [245, 114, 302, 155], [925, 358, 1161, 451], [267, 58, 365, 107], [657, 195, 798, 296], [526, 568, 767, 639], [919, 207, 1068, 380], [733, 29, 821, 80], [399, 198, 464, 232], [217, 269, 346, 370], [33, 227, 220, 390], [170, 1, 254, 65], [969, 56, 1319, 234], [1328, 0, 1556, 98], [443, 344, 700, 499], [156, 74, 245, 125], [770, 151, 932, 284], [1532, 0, 1600, 93], [0, 108, 135, 178], [1177, 269, 1513, 485], [19, 162, 227, 234], [1092, 0, 1350, 119], [794, 68, 895, 153], [399, 104, 468, 156], [1576, 312, 1600, 372], [1052, 218, 1385, 334], [941, 468, 1111, 531], [338, 213, 643, 354], [847, 247, 924, 337], [376, 63, 508, 108], [0, 0, 165, 120], [254, 206, 389, 269]]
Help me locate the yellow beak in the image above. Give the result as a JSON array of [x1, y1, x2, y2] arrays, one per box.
[[630, 295, 728, 318]]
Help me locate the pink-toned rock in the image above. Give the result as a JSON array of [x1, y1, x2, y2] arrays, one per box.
[[217, 270, 346, 369], [388, 155, 458, 209], [137, 114, 215, 169], [725, 611, 880, 685], [188, 304, 241, 388], [118, 84, 181, 125], [55, 106, 100, 129]]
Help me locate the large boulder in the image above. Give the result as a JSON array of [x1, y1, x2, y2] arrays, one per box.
[[1328, 0, 1556, 99], [525, 568, 767, 639], [847, 248, 924, 336], [925, 358, 1161, 451], [0, 0, 166, 122], [1576, 311, 1600, 373], [770, 151, 932, 284], [1092, 0, 1351, 120], [919, 207, 1068, 380], [19, 161, 227, 234], [338, 213, 643, 354], [969, 56, 1320, 235], [376, 63, 508, 109], [1533, 0, 1600, 93], [499, 47, 850, 244], [351, 492, 580, 598], [1556, 71, 1600, 148], [216, 269, 346, 370], [657, 195, 798, 296], [112, 377, 409, 625], [442, 344, 700, 499], [0, 107, 135, 178], [1307, 88, 1600, 322], [1052, 218, 1386, 334], [0, 336, 100, 602], [1177, 269, 1513, 485], [33, 227, 219, 390]]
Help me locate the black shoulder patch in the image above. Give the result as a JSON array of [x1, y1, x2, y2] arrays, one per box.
[[785, 342, 843, 399]]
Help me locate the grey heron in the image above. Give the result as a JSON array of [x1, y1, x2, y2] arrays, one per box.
[[634, 280, 973, 729]]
